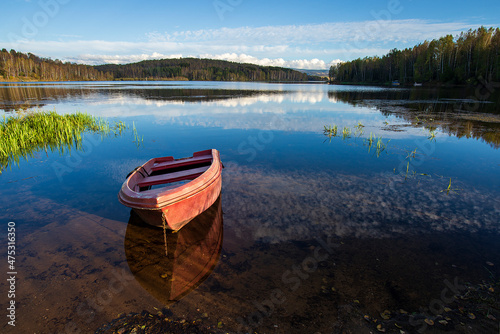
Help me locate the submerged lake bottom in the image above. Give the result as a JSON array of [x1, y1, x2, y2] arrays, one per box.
[[0, 81, 499, 333]]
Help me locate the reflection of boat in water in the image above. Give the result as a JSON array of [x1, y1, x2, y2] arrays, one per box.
[[118, 149, 223, 230], [125, 196, 223, 304]]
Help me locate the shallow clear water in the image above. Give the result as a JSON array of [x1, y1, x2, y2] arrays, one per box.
[[1, 81, 499, 333]]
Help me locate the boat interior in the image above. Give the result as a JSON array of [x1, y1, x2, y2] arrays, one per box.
[[133, 152, 214, 192]]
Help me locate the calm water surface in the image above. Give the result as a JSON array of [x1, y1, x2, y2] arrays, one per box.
[[1, 81, 499, 333]]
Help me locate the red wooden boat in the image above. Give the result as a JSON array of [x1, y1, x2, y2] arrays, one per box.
[[118, 149, 222, 230]]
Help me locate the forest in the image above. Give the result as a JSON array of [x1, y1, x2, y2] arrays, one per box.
[[0, 49, 112, 81], [95, 58, 311, 82], [329, 27, 500, 85], [0, 50, 315, 82]]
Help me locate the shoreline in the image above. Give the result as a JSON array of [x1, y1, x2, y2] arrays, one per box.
[[0, 78, 322, 84], [328, 80, 488, 89]]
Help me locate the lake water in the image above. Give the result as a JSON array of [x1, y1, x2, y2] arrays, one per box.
[[1, 81, 499, 333]]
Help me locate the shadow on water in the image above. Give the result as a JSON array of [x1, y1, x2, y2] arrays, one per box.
[[124, 196, 223, 305]]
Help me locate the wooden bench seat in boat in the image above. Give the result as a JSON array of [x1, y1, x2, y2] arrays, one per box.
[[137, 166, 209, 188], [150, 154, 213, 172]]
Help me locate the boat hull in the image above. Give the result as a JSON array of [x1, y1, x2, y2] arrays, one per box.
[[131, 175, 221, 230], [118, 149, 222, 230]]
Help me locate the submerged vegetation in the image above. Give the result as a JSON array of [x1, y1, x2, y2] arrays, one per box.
[[0, 110, 128, 172]]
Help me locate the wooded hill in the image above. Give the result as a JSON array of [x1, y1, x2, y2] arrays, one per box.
[[94, 58, 311, 82], [329, 27, 500, 85], [0, 49, 314, 82]]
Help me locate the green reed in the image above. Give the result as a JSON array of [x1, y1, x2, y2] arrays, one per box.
[[354, 121, 364, 137], [365, 132, 389, 157], [0, 110, 127, 173], [403, 148, 418, 180], [341, 126, 351, 140], [323, 125, 338, 143], [323, 125, 389, 157], [132, 121, 144, 147], [440, 177, 461, 195], [323, 125, 338, 137], [375, 137, 388, 157], [366, 132, 374, 147], [323, 123, 360, 140], [322, 124, 460, 193], [428, 129, 436, 141]]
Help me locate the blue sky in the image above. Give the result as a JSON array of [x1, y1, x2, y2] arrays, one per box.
[[1, 0, 499, 69]]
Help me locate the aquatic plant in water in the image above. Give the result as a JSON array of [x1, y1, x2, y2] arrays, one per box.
[[323, 125, 338, 143], [341, 126, 351, 140], [366, 132, 374, 148], [364, 132, 389, 157], [323, 123, 365, 142], [403, 148, 418, 180], [354, 121, 364, 137], [132, 121, 144, 148], [428, 129, 437, 141], [396, 148, 432, 181], [323, 125, 338, 137], [440, 178, 461, 195], [322, 124, 460, 193], [375, 137, 389, 157], [0, 110, 130, 173], [323, 125, 389, 157]]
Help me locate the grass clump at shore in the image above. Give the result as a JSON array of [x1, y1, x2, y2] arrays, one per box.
[[0, 110, 126, 172]]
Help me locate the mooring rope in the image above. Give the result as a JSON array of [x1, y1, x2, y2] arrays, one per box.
[[161, 211, 168, 257]]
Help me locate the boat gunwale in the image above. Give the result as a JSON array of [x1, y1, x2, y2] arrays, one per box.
[[118, 149, 221, 209]]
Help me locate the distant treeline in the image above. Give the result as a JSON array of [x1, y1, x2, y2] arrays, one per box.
[[329, 27, 500, 85], [0, 49, 315, 82], [0, 49, 112, 81], [95, 58, 311, 82]]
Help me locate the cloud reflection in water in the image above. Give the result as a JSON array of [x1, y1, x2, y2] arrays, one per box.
[[222, 165, 500, 244]]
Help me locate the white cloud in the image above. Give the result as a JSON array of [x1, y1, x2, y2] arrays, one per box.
[[148, 19, 482, 45], [198, 53, 341, 69], [2, 19, 490, 68], [66, 52, 183, 65], [65, 52, 340, 69]]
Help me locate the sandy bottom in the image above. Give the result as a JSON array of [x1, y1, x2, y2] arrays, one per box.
[[1, 167, 499, 334]]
